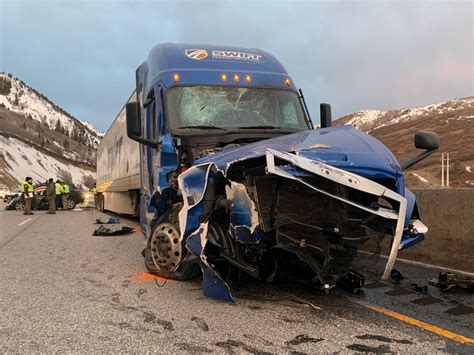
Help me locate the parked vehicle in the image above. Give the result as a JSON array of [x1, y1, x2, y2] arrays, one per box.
[[98, 43, 438, 302], [0, 186, 10, 200], [5, 184, 85, 210], [3, 190, 20, 203]]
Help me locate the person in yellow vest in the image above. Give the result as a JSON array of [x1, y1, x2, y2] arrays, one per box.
[[20, 176, 34, 215], [62, 182, 71, 210], [91, 184, 98, 210], [55, 180, 63, 209]]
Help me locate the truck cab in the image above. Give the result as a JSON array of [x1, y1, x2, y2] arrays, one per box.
[[126, 43, 438, 302]]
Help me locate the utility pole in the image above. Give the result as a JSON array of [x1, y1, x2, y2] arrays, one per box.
[[447, 152, 450, 187], [441, 152, 451, 187]]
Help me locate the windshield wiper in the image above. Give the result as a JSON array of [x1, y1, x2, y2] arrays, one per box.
[[178, 125, 227, 131], [238, 125, 282, 130]]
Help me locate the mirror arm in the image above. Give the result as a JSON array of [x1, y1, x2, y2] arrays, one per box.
[[130, 135, 158, 149], [401, 149, 437, 171]]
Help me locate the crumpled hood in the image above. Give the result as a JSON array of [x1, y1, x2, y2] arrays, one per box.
[[194, 125, 402, 178]]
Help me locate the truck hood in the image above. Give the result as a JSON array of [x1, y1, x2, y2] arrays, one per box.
[[194, 125, 402, 178]]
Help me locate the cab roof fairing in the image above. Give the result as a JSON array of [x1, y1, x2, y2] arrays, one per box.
[[142, 43, 297, 93]]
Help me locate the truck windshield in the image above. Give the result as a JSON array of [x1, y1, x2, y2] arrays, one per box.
[[165, 86, 309, 132]]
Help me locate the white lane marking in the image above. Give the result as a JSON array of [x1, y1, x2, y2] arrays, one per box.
[[18, 218, 32, 226]]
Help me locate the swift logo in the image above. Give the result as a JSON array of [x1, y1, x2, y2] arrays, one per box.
[[185, 49, 209, 60], [212, 50, 262, 62]]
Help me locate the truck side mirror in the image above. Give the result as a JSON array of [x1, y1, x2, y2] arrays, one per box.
[[401, 131, 439, 170], [125, 102, 158, 148], [126, 102, 141, 138], [415, 131, 439, 150], [320, 103, 332, 128]]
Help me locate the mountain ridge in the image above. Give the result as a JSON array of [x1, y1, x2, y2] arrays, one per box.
[[0, 72, 102, 188], [334, 96, 474, 188]]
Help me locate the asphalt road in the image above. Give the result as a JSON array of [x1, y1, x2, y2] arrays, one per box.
[[0, 206, 473, 353]]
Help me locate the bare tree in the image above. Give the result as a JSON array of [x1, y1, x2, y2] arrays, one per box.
[[81, 174, 95, 188], [57, 169, 73, 184]]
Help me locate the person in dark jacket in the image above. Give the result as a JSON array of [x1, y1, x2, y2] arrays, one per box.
[[45, 178, 56, 214]]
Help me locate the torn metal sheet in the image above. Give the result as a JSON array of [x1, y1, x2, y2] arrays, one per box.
[[185, 222, 235, 302], [225, 181, 262, 243]]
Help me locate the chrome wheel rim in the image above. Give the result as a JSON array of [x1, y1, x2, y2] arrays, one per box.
[[150, 222, 182, 272]]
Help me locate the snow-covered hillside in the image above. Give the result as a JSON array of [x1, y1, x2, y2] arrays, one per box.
[[339, 97, 474, 132], [0, 72, 101, 188], [0, 136, 94, 186], [0, 73, 102, 147], [335, 96, 474, 188]]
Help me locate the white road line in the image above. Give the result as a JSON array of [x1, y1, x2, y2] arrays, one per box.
[[18, 218, 32, 226]]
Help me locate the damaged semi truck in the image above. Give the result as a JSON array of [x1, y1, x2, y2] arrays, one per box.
[[109, 43, 438, 302]]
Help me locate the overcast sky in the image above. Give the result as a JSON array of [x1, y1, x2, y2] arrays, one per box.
[[0, 0, 472, 131]]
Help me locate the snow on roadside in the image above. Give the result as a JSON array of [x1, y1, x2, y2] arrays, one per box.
[[0, 136, 94, 187]]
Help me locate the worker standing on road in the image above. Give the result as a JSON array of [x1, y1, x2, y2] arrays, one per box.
[[91, 184, 98, 210], [45, 178, 56, 214], [62, 182, 70, 210], [55, 180, 62, 209], [20, 176, 34, 215]]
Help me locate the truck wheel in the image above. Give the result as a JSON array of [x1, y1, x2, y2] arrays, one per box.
[[145, 203, 201, 281]]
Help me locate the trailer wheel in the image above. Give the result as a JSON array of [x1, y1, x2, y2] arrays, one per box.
[[145, 203, 201, 281]]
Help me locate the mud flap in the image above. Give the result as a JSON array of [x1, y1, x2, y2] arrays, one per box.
[[185, 222, 235, 303]]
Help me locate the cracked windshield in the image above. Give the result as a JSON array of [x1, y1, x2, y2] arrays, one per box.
[[166, 86, 308, 131]]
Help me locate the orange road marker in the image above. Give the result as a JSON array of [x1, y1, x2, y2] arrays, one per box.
[[352, 298, 474, 344], [131, 271, 173, 285], [132, 226, 142, 236]]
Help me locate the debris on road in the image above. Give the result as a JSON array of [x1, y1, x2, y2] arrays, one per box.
[[430, 272, 474, 292], [92, 225, 134, 236], [390, 269, 405, 283], [95, 217, 120, 224], [410, 283, 429, 293], [336, 271, 365, 294]]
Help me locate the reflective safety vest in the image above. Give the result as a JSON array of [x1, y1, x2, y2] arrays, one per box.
[[91, 187, 97, 194], [62, 184, 70, 194], [55, 183, 62, 195], [20, 181, 34, 193]]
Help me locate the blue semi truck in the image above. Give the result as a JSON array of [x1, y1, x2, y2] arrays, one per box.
[[99, 43, 439, 302]]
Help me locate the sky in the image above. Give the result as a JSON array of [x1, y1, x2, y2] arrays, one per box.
[[0, 0, 472, 131]]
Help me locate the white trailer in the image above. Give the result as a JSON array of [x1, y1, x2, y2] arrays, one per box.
[[96, 91, 140, 215]]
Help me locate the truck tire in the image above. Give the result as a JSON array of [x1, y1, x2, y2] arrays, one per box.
[[144, 203, 201, 281]]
